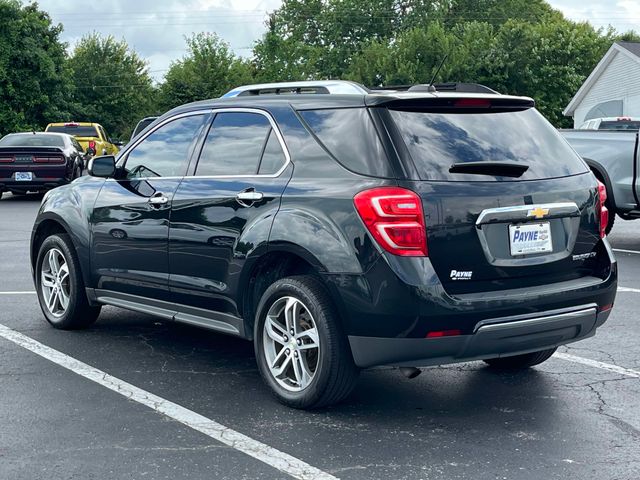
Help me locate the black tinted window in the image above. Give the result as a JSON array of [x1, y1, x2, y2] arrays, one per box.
[[196, 112, 271, 176], [389, 108, 588, 181], [124, 114, 205, 179], [300, 108, 392, 177], [0, 134, 65, 147], [258, 130, 287, 174], [599, 121, 640, 131], [47, 125, 98, 137]]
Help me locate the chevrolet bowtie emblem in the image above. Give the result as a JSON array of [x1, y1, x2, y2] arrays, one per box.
[[527, 207, 549, 219]]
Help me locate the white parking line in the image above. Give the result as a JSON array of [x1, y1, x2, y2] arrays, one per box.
[[618, 286, 640, 293], [554, 352, 640, 378], [0, 323, 337, 480], [0, 291, 36, 295], [613, 248, 640, 255]]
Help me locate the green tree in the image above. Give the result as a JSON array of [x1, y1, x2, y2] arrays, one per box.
[[68, 33, 155, 139], [0, 0, 73, 135], [158, 33, 254, 110]]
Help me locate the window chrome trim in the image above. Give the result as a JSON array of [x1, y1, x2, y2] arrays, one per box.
[[113, 107, 291, 181]]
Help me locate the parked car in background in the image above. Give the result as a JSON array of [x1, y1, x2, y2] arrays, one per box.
[[0, 132, 85, 199], [131, 116, 158, 140], [45, 122, 120, 158], [560, 128, 640, 233], [30, 81, 616, 409], [578, 116, 640, 131]]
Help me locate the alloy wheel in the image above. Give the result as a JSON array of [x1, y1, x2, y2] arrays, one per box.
[[40, 248, 70, 318], [262, 296, 320, 392]]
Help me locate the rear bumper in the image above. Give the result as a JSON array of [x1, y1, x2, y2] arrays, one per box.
[[0, 169, 69, 192], [349, 305, 610, 367]]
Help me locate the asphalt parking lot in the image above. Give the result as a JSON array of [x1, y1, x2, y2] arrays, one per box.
[[0, 192, 638, 480]]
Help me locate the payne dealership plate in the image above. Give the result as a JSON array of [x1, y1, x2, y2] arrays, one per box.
[[509, 222, 552, 256]]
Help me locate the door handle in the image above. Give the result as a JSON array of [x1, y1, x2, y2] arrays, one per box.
[[236, 190, 264, 207], [148, 192, 169, 205]]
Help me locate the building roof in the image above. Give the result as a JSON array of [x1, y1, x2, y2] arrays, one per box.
[[564, 42, 640, 117], [617, 41, 640, 58]]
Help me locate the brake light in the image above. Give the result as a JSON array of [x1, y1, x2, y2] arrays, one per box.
[[34, 156, 65, 164], [354, 187, 427, 256], [0, 156, 14, 163], [596, 180, 608, 239], [454, 98, 491, 108], [426, 329, 462, 338], [88, 141, 96, 149]]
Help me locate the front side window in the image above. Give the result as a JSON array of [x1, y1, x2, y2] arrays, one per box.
[[124, 114, 206, 179], [196, 112, 285, 176]]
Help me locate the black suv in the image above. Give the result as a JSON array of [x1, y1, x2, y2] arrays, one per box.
[[30, 81, 617, 408]]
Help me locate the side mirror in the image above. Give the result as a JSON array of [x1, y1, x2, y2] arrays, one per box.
[[88, 155, 116, 178]]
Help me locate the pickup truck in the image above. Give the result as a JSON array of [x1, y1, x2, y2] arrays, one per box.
[[561, 129, 640, 233], [45, 122, 120, 159]]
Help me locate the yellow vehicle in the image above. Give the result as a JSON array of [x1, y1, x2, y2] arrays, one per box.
[[45, 122, 120, 158]]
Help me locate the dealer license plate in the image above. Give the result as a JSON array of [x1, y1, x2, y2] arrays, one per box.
[[509, 222, 552, 256], [15, 172, 33, 181]]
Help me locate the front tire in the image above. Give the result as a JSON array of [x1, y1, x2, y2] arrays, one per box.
[[254, 275, 359, 409], [483, 348, 557, 370], [35, 234, 101, 329]]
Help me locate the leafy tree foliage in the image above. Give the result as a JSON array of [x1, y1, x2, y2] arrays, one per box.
[[255, 0, 629, 126], [0, 0, 73, 135], [68, 33, 155, 139], [158, 33, 253, 111]]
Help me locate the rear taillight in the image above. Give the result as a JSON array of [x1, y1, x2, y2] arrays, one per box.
[[34, 156, 65, 164], [354, 187, 428, 256], [597, 180, 608, 239], [0, 156, 14, 163], [88, 141, 96, 149]]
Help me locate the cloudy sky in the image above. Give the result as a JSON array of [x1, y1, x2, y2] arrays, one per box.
[[36, 0, 640, 83]]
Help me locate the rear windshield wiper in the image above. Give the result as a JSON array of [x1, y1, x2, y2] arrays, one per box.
[[449, 161, 529, 178]]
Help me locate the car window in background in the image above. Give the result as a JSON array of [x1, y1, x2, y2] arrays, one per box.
[[599, 121, 640, 131], [0, 134, 65, 148], [196, 112, 271, 176], [124, 114, 206, 179], [132, 117, 157, 139], [389, 108, 589, 181], [47, 125, 99, 137]]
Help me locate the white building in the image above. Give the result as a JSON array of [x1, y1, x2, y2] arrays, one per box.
[[563, 42, 640, 128]]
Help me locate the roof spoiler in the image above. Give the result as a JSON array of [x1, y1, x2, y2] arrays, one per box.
[[370, 82, 500, 94]]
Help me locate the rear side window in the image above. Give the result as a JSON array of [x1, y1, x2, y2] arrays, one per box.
[[300, 108, 393, 177], [389, 108, 588, 181], [47, 125, 99, 137], [196, 112, 286, 176]]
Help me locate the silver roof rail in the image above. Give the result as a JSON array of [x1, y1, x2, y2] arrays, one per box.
[[222, 80, 369, 98]]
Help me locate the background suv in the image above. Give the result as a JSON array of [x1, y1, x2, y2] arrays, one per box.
[[30, 81, 617, 409]]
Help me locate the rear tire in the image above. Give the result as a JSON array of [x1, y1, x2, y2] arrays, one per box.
[[605, 210, 615, 235], [254, 275, 359, 409], [483, 348, 557, 370], [35, 233, 101, 329]]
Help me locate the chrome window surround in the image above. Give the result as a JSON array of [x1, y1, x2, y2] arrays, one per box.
[[113, 108, 291, 181]]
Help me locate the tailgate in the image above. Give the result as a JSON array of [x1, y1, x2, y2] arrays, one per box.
[[405, 175, 604, 294], [386, 102, 606, 295]]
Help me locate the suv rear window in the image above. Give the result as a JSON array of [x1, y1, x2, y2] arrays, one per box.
[[47, 125, 99, 137], [389, 108, 588, 181]]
